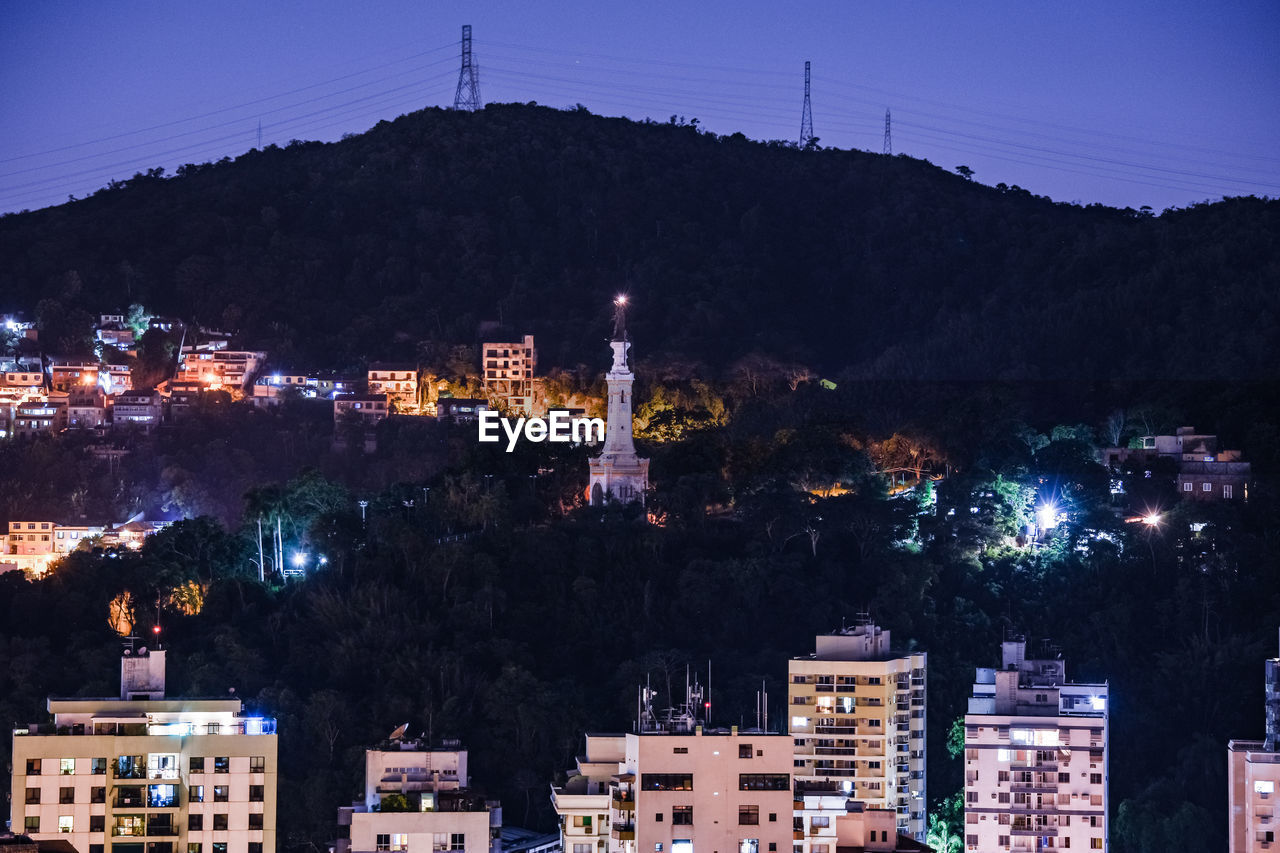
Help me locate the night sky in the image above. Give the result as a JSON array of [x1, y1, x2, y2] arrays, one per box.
[[2, 0, 1278, 214]]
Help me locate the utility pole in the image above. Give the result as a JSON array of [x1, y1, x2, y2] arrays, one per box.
[[799, 61, 814, 147], [883, 108, 892, 155], [453, 25, 482, 111], [257, 119, 262, 150]]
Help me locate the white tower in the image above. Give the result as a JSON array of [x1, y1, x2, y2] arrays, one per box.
[[588, 296, 649, 506]]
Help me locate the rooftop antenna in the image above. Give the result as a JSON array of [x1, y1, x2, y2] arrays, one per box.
[[453, 25, 482, 111], [883, 108, 892, 155], [799, 61, 814, 147], [706, 659, 711, 726]]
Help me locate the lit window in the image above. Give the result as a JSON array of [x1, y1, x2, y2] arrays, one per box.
[[1203, 483, 1212, 492], [60, 757, 75, 774], [59, 816, 74, 833], [791, 716, 808, 728], [1256, 781, 1275, 795]]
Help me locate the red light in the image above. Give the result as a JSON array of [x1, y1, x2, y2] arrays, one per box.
[[704, 702, 711, 708], [152, 626, 161, 634]]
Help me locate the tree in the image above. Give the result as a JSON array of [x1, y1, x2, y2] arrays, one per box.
[[955, 165, 974, 180]]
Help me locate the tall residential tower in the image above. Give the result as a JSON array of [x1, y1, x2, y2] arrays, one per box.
[[1228, 636, 1280, 853], [963, 638, 1108, 853], [789, 623, 927, 845], [9, 644, 277, 851]]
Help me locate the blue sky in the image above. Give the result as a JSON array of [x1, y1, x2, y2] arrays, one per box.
[[2, 0, 1277, 213]]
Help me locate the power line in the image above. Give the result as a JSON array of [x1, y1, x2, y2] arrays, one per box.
[[0, 40, 458, 167]]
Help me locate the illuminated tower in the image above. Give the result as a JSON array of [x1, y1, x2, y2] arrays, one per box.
[[587, 296, 649, 506]]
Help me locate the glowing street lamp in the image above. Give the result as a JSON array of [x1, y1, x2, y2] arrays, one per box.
[[1142, 512, 1162, 526], [291, 551, 308, 569], [1035, 501, 1060, 531]]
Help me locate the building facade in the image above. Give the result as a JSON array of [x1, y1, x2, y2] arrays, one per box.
[[789, 624, 927, 845], [1102, 426, 1250, 502], [554, 696, 793, 853], [482, 335, 537, 416], [367, 364, 420, 414], [9, 646, 277, 852], [963, 639, 1108, 853], [1228, 644, 1280, 853], [336, 738, 501, 853]]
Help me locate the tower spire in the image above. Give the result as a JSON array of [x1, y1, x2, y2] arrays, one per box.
[[587, 295, 649, 508], [612, 294, 628, 341]]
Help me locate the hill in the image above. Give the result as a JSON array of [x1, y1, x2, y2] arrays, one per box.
[[1, 103, 1277, 379]]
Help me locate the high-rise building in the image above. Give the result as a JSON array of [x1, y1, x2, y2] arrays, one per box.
[[1228, 639, 1280, 853], [553, 685, 792, 853], [963, 639, 1108, 853], [587, 298, 648, 506], [9, 644, 277, 852], [336, 736, 501, 853], [789, 623, 927, 845], [481, 335, 537, 416]]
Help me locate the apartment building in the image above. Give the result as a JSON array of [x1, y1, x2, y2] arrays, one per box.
[[336, 737, 501, 853], [13, 398, 67, 438], [790, 623, 927, 844], [112, 391, 163, 429], [50, 362, 100, 392], [68, 389, 108, 429], [367, 364, 420, 414], [553, 695, 793, 853], [176, 347, 266, 396], [963, 639, 1108, 853], [1, 371, 45, 394], [482, 336, 537, 416], [832, 803, 932, 852], [9, 645, 277, 852], [1102, 426, 1250, 502], [1228, 641, 1280, 853], [334, 394, 390, 427], [551, 734, 628, 853]]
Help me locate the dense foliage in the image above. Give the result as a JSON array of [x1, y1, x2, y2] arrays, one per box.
[[1, 380, 1278, 852], [1, 104, 1277, 379]]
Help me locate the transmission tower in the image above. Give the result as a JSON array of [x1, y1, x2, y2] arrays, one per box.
[[453, 24, 482, 111], [799, 61, 814, 147], [883, 108, 891, 155]]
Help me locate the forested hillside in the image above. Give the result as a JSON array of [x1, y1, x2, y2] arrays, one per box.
[[1, 103, 1277, 378]]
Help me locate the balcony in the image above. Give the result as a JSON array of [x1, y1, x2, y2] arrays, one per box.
[[611, 793, 635, 809], [1010, 828, 1057, 837], [612, 824, 635, 841]]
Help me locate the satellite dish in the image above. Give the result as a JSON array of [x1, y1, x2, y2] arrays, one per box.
[[137, 646, 147, 655], [389, 723, 409, 741], [123, 649, 133, 656]]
